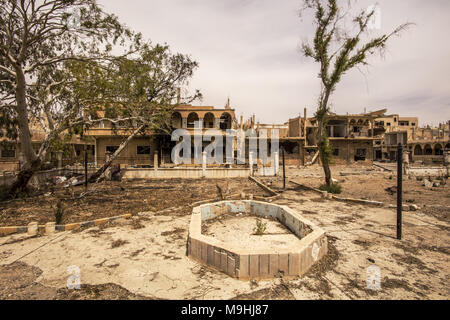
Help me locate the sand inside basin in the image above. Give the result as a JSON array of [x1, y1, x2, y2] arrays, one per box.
[[203, 215, 302, 250]]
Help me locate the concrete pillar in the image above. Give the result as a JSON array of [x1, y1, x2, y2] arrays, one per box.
[[28, 222, 38, 236], [249, 152, 254, 176], [154, 152, 158, 171], [274, 152, 279, 176], [299, 142, 305, 167], [45, 222, 55, 235], [403, 151, 410, 175], [197, 118, 204, 130], [182, 118, 187, 129], [215, 118, 220, 129], [56, 151, 63, 169], [303, 108, 307, 138], [202, 151, 207, 177]]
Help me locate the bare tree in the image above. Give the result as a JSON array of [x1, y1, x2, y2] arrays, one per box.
[[301, 0, 411, 187]]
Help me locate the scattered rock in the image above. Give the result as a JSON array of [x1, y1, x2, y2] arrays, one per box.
[[423, 179, 432, 188], [409, 204, 419, 211]]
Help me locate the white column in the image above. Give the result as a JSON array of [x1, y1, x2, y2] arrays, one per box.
[[249, 151, 254, 176], [274, 152, 279, 176], [202, 151, 207, 177]]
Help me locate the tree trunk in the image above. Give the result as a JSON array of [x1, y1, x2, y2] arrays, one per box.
[[8, 67, 42, 197], [8, 159, 42, 196], [316, 95, 332, 187], [88, 125, 145, 183], [317, 122, 332, 187]]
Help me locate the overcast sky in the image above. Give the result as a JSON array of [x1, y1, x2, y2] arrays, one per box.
[[98, 0, 450, 126]]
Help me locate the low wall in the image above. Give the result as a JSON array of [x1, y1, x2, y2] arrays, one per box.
[[188, 200, 328, 280], [122, 167, 251, 179], [406, 166, 448, 177]]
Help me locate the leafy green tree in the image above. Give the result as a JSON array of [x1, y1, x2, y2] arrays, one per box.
[[0, 0, 141, 196], [301, 0, 410, 186]]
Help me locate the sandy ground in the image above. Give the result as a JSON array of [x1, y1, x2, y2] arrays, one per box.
[[0, 165, 448, 300], [204, 215, 300, 250]]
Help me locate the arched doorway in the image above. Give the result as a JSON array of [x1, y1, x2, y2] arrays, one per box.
[[187, 112, 199, 129], [203, 112, 215, 129], [413, 145, 423, 156], [424, 144, 433, 155], [171, 112, 182, 129], [220, 112, 232, 130]]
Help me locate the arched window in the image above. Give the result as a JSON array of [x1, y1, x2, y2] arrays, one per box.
[[171, 112, 182, 129], [424, 144, 433, 155], [434, 144, 443, 156], [220, 112, 232, 130], [187, 112, 199, 129], [413, 145, 423, 156], [204, 112, 215, 129], [445, 143, 450, 150]]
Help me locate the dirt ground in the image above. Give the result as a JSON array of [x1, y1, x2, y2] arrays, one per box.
[[281, 165, 450, 224], [0, 178, 268, 226], [0, 165, 448, 300]]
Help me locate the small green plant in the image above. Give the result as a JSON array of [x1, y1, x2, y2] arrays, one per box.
[[253, 218, 267, 236], [54, 200, 65, 225], [319, 183, 342, 194]]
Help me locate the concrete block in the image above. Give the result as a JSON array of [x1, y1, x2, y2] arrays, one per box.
[[238, 255, 249, 278], [220, 252, 228, 272], [227, 255, 236, 277], [27, 222, 38, 236], [45, 222, 55, 235], [200, 242, 208, 262], [207, 244, 215, 265], [259, 254, 269, 276], [269, 254, 279, 276], [249, 255, 259, 278], [288, 253, 300, 276], [279, 254, 289, 276], [214, 249, 221, 269]]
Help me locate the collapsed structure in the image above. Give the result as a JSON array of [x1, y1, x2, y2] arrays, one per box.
[[1, 97, 449, 174]]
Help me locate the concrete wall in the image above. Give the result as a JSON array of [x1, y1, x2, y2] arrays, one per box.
[[95, 136, 157, 167], [122, 167, 250, 179], [329, 140, 374, 162], [406, 166, 448, 177]]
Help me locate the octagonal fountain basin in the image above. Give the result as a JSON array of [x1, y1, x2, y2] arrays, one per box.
[[187, 200, 327, 280]]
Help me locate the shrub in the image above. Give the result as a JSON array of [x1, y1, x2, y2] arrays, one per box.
[[253, 218, 267, 236], [319, 183, 342, 194]]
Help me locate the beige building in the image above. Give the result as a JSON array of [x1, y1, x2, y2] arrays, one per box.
[[86, 102, 237, 167], [0, 122, 94, 172]]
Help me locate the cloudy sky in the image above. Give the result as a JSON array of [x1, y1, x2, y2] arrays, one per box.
[[98, 0, 450, 126]]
